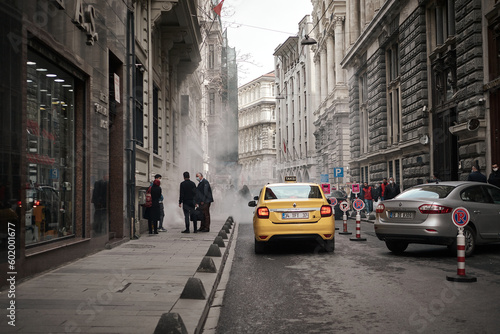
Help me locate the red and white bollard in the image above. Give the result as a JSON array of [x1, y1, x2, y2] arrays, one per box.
[[350, 210, 366, 241], [456, 230, 466, 276], [446, 227, 476, 282], [339, 212, 351, 235]]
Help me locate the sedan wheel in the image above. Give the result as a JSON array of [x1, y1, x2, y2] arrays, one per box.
[[385, 240, 409, 254], [447, 226, 476, 257]]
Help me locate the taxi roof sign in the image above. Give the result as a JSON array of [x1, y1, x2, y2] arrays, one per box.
[[284, 176, 297, 182]]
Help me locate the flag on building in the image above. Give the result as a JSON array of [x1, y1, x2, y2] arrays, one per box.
[[213, 0, 224, 16]]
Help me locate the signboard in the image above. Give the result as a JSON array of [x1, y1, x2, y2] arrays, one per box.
[[352, 183, 360, 194], [452, 207, 470, 228], [329, 197, 338, 206], [321, 183, 331, 195], [50, 168, 59, 179], [353, 198, 365, 211], [339, 201, 350, 212], [334, 167, 344, 178], [320, 174, 329, 183], [114, 73, 121, 103]]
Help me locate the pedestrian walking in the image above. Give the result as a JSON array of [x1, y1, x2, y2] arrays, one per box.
[[179, 171, 197, 233], [152, 174, 167, 232], [380, 178, 388, 201], [384, 177, 400, 200], [468, 165, 487, 183], [148, 178, 162, 234], [361, 182, 374, 215], [195, 172, 213, 232], [488, 163, 500, 188]]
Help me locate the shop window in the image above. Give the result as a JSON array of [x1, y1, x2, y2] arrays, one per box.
[[26, 50, 76, 245]]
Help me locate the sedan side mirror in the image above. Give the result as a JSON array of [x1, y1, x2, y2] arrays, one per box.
[[248, 200, 257, 207]]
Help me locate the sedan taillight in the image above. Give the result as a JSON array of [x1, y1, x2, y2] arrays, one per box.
[[376, 203, 385, 213], [321, 205, 332, 217], [418, 204, 452, 214], [257, 207, 270, 218]]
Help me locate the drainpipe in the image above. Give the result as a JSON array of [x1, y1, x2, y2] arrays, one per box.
[[126, 4, 137, 239]]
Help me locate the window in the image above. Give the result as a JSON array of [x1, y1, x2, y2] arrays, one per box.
[[359, 71, 369, 153], [153, 86, 159, 154], [209, 92, 215, 115], [26, 50, 76, 245], [135, 65, 144, 146], [386, 41, 401, 145], [209, 44, 215, 69]]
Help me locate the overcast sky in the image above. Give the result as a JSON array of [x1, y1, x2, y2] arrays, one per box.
[[220, 0, 313, 86]]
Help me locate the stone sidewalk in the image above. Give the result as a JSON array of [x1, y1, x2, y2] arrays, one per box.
[[0, 216, 236, 334]]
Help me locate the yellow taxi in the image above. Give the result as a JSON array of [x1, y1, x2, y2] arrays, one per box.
[[248, 177, 335, 254]]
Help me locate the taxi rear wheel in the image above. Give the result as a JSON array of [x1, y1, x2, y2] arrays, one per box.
[[254, 239, 266, 254], [324, 239, 334, 252]]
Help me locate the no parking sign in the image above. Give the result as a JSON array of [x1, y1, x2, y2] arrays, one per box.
[[353, 198, 365, 211], [452, 207, 469, 228], [339, 201, 350, 212]]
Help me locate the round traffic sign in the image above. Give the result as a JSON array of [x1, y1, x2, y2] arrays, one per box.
[[452, 207, 470, 227], [329, 197, 338, 206], [353, 199, 365, 211], [339, 201, 350, 212]]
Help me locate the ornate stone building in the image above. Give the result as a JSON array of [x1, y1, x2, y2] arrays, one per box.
[[342, 0, 499, 189], [238, 72, 277, 194], [274, 16, 318, 183], [309, 0, 351, 188]]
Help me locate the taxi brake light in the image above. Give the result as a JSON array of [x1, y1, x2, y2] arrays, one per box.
[[320, 205, 332, 217], [324, 234, 333, 238], [376, 203, 385, 213], [257, 207, 269, 219]]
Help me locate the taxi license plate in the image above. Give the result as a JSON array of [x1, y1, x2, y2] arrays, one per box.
[[389, 211, 413, 219], [282, 212, 309, 219]]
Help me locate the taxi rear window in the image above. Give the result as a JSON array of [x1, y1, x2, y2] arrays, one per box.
[[264, 185, 323, 200]]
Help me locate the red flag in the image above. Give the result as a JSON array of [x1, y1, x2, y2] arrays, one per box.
[[213, 0, 224, 16]]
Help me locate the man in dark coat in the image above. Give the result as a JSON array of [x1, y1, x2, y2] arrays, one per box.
[[488, 163, 500, 188], [468, 165, 487, 183], [384, 177, 400, 200], [179, 171, 197, 233], [148, 179, 162, 234], [195, 172, 213, 232]]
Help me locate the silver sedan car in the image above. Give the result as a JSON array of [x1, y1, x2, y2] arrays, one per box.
[[374, 181, 500, 256]]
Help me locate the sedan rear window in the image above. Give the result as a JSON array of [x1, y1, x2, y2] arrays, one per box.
[[265, 185, 323, 200], [396, 185, 455, 199]]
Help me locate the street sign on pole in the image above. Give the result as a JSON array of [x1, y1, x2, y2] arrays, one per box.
[[321, 184, 331, 194], [334, 167, 344, 178], [321, 174, 329, 183]]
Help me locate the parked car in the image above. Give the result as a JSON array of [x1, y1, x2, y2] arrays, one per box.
[[329, 190, 348, 220], [248, 179, 335, 254], [374, 181, 500, 256]]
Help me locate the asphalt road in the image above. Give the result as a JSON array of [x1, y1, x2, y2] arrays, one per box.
[[216, 218, 500, 334]]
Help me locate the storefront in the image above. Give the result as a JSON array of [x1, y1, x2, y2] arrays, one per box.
[[0, 1, 131, 288]]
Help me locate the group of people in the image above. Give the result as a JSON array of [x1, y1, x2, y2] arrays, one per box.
[[468, 163, 500, 187], [143, 171, 213, 235], [348, 177, 401, 216]]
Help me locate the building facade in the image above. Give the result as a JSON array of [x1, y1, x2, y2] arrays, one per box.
[[274, 16, 318, 183], [342, 0, 499, 190], [309, 0, 351, 189], [0, 0, 229, 287], [238, 72, 277, 194]]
